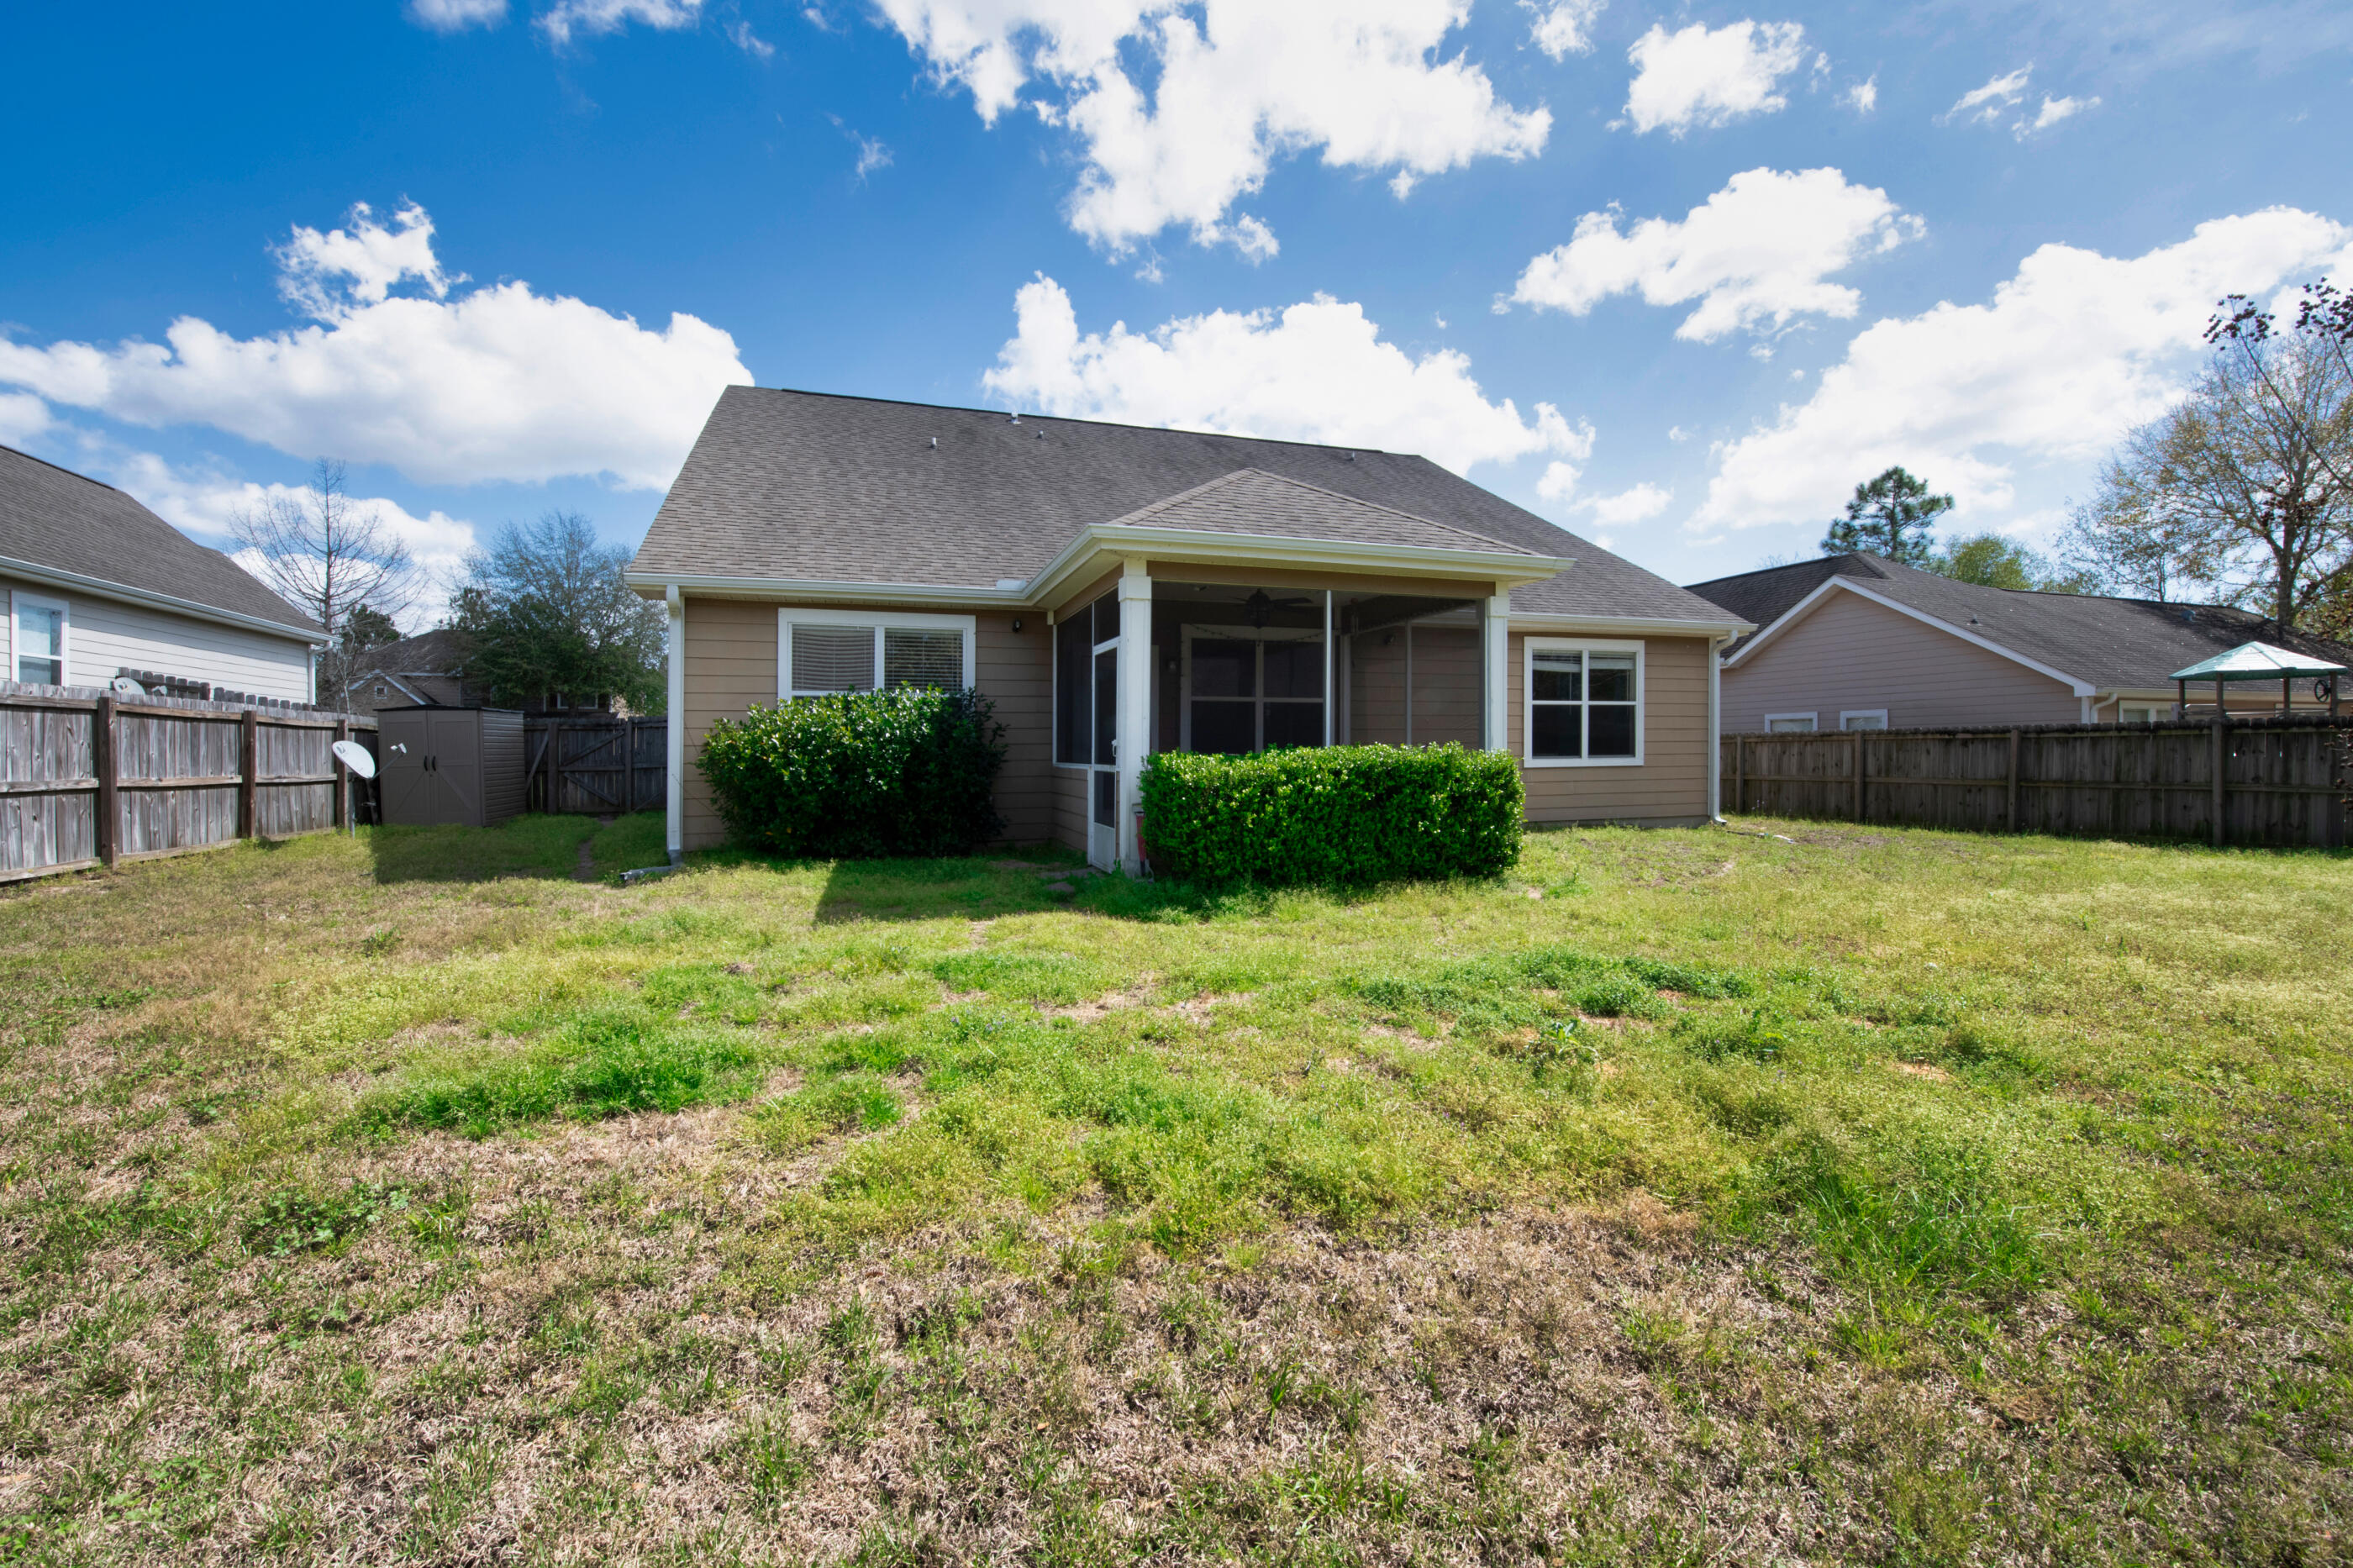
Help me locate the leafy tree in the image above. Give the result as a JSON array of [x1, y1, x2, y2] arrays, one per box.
[[341, 602, 402, 653], [1819, 466, 1953, 566], [450, 513, 665, 713], [1927, 534, 2091, 592]]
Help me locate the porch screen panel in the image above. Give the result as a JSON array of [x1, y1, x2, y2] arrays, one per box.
[[792, 625, 876, 693], [1093, 649, 1118, 767], [1261, 639, 1323, 749], [1055, 617, 1090, 764], [884, 629, 963, 690], [1191, 638, 1256, 755]]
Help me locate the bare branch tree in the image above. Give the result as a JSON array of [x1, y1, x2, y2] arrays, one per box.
[[231, 458, 419, 696]]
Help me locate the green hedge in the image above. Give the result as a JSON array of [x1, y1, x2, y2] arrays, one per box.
[[1140, 744, 1523, 887], [697, 687, 1006, 858]]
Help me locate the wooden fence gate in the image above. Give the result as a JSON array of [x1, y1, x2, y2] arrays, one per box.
[[1722, 717, 2350, 848], [524, 718, 666, 815], [2, 679, 376, 884]]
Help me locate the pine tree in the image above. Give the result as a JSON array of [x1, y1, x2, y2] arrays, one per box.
[[1819, 467, 1953, 566]]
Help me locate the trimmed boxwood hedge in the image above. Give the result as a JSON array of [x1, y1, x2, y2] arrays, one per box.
[[697, 687, 1005, 859], [1140, 743, 1523, 887]]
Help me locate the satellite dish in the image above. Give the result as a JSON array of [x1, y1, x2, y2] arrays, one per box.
[[332, 739, 377, 779], [110, 676, 145, 697]]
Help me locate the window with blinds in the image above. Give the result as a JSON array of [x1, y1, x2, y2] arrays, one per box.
[[791, 624, 877, 693], [883, 629, 964, 690]]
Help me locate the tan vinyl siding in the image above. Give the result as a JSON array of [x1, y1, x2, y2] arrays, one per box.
[[1513, 632, 1711, 825], [1722, 589, 2082, 731], [1051, 766, 1089, 855], [680, 596, 1054, 850]]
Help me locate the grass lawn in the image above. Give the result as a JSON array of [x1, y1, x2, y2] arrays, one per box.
[[1, 812, 2348, 1565]]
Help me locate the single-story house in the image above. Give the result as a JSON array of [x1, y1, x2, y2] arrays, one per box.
[[627, 387, 1750, 870], [342, 628, 628, 718], [0, 444, 322, 701], [1686, 551, 2353, 733]]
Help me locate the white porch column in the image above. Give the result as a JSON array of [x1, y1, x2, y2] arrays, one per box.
[[1482, 590, 1512, 752], [1322, 590, 1334, 746], [665, 584, 686, 864], [1708, 633, 1730, 820], [1117, 559, 1153, 871]]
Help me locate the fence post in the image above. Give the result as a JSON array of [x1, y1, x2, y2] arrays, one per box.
[[2006, 729, 2020, 833], [2210, 717, 2227, 849], [1734, 734, 1746, 814], [334, 718, 350, 830], [239, 708, 259, 840], [94, 692, 118, 869], [1853, 729, 1866, 822]]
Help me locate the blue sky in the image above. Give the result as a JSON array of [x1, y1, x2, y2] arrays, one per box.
[[3, 0, 2350, 624]]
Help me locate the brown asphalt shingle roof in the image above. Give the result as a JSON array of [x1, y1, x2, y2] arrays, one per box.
[[0, 445, 318, 636], [1687, 553, 2353, 690], [1100, 469, 1544, 555], [630, 387, 1736, 624]]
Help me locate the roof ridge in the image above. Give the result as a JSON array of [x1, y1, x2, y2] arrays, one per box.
[[1098, 466, 1538, 555], [734, 384, 1410, 460], [0, 443, 124, 495]]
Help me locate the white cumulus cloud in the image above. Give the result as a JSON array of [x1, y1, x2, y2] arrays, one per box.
[[983, 274, 1590, 476], [1584, 482, 1672, 525], [869, 0, 1551, 255], [407, 0, 508, 29], [1524, 0, 1604, 59], [538, 0, 702, 45], [1694, 208, 2353, 530], [1624, 19, 1808, 136], [0, 202, 750, 491], [1510, 167, 1923, 341], [1842, 76, 1876, 113]]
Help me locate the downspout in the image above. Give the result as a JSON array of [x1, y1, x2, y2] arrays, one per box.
[[666, 584, 686, 866], [1707, 633, 1731, 822]]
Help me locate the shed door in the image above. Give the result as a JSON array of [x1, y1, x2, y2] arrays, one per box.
[[377, 718, 431, 824], [429, 713, 482, 826]]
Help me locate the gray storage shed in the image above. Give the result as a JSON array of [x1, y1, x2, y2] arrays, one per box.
[[376, 706, 525, 828]]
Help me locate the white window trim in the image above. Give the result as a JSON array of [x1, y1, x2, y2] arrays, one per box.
[[1838, 709, 1889, 731], [10, 591, 71, 687], [1523, 635, 1645, 768], [776, 607, 976, 699], [1765, 712, 1819, 733]]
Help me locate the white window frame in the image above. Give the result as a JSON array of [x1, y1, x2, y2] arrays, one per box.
[[2119, 704, 2158, 726], [1765, 712, 1819, 733], [1838, 709, 1889, 731], [10, 591, 71, 688], [1523, 636, 1645, 768], [776, 608, 976, 699]]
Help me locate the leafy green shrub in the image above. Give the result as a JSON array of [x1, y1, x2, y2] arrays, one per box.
[[697, 687, 1006, 859], [1140, 744, 1522, 887]]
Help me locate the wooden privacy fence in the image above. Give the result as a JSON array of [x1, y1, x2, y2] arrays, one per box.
[[524, 717, 666, 815], [1724, 717, 2350, 849], [0, 679, 377, 884]]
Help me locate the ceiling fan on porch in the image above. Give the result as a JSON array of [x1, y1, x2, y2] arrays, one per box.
[[1240, 588, 1313, 629]]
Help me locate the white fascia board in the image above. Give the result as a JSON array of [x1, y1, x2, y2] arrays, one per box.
[[1509, 613, 1753, 638], [1724, 576, 2096, 696], [625, 571, 1030, 609], [0, 552, 324, 648], [1025, 524, 1566, 608]]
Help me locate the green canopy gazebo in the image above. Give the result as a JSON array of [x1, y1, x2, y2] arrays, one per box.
[[2171, 641, 2345, 719]]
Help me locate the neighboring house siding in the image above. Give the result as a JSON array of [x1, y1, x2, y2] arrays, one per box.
[[680, 596, 1052, 851], [1511, 631, 1712, 826], [3, 575, 313, 701], [1722, 590, 2082, 732]]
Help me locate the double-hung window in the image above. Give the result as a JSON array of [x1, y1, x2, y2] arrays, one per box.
[[11, 593, 68, 687], [1524, 638, 1642, 765], [778, 609, 976, 699]]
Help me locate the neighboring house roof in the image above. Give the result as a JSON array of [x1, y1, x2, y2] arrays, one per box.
[[1688, 553, 2353, 693], [0, 444, 319, 639], [629, 387, 1737, 625], [346, 629, 473, 681]]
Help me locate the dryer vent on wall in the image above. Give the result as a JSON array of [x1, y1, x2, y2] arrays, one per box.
[[376, 707, 526, 828]]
